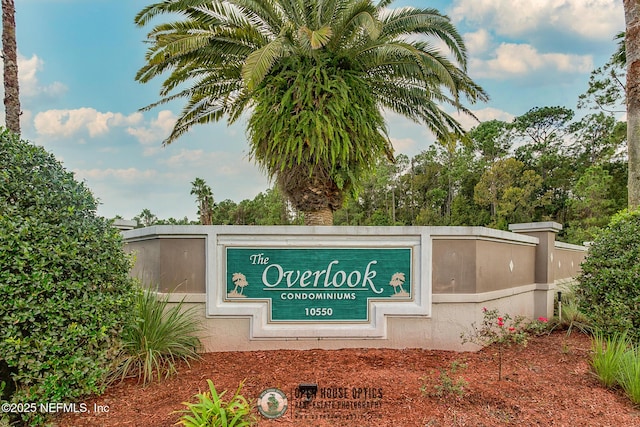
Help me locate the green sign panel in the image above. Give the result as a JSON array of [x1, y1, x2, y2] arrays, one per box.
[[225, 247, 412, 322]]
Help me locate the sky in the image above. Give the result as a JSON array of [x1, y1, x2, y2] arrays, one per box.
[[10, 0, 625, 221]]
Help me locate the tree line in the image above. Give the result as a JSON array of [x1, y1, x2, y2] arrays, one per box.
[[134, 103, 627, 245]]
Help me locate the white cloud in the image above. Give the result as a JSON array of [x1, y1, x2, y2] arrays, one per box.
[[470, 43, 593, 79], [453, 107, 515, 131], [34, 108, 143, 138], [159, 148, 254, 177], [451, 0, 623, 41], [73, 167, 159, 183], [127, 110, 176, 155], [464, 29, 492, 55], [391, 137, 417, 153], [17, 53, 67, 98]]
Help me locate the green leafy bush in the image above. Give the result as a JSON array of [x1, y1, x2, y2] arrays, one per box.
[[175, 379, 256, 427], [110, 288, 202, 385], [0, 130, 137, 424], [577, 209, 640, 341]]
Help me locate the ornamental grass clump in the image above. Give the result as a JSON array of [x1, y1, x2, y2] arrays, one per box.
[[616, 346, 640, 405], [109, 287, 202, 386], [556, 294, 591, 335], [589, 331, 640, 406], [590, 331, 629, 389], [461, 308, 548, 380]]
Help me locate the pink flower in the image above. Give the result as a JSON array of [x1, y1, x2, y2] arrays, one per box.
[[482, 307, 487, 313], [497, 317, 504, 327], [537, 316, 548, 323], [509, 327, 516, 332]]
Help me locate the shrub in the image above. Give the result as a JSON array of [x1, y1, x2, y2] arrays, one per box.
[[0, 130, 137, 424], [110, 288, 202, 385], [577, 209, 640, 341], [175, 379, 256, 427]]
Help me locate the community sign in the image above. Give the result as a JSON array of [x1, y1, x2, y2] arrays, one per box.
[[225, 247, 412, 322]]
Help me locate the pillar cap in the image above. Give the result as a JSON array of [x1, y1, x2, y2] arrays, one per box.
[[113, 219, 137, 231], [508, 222, 562, 234]]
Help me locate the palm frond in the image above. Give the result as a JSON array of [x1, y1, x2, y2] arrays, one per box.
[[298, 25, 333, 50], [135, 0, 212, 26], [242, 37, 287, 90]]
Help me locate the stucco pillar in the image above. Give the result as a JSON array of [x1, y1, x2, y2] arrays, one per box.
[[508, 222, 562, 319]]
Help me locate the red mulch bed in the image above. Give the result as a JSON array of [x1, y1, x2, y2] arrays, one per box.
[[58, 331, 640, 426]]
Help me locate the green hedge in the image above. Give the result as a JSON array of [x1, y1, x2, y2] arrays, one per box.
[[0, 130, 136, 424], [577, 209, 640, 342]]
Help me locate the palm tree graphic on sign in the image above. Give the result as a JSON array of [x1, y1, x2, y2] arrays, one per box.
[[389, 272, 410, 297], [228, 272, 248, 298]]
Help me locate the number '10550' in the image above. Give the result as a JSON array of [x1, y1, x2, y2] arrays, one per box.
[[304, 307, 333, 316]]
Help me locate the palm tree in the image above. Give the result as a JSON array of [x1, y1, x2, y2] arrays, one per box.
[[134, 208, 158, 227], [228, 272, 248, 298], [135, 0, 488, 224], [190, 177, 214, 225], [389, 272, 408, 297], [624, 1, 640, 209], [2, 0, 20, 135]]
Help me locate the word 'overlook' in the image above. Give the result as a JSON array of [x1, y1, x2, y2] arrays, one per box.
[[249, 253, 384, 294]]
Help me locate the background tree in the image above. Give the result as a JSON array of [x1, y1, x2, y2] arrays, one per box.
[[512, 106, 575, 223], [568, 113, 626, 167], [2, 0, 20, 134], [133, 208, 158, 228], [474, 158, 549, 229], [578, 32, 626, 114], [467, 119, 511, 166], [566, 165, 617, 243], [190, 177, 214, 225], [135, 0, 487, 225]]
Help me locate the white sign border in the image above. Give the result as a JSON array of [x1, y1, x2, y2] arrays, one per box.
[[206, 226, 432, 339]]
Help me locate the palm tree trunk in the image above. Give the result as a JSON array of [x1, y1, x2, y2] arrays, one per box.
[[625, 0, 640, 209], [2, 0, 20, 135], [304, 208, 333, 225]]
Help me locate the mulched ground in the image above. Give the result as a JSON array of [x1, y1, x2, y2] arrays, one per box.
[[57, 331, 640, 426]]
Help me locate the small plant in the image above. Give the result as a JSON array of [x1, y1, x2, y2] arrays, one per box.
[[461, 308, 530, 380], [617, 346, 640, 405], [175, 379, 256, 427], [590, 331, 629, 389], [110, 287, 202, 385], [526, 316, 551, 336], [550, 285, 591, 335], [422, 360, 468, 398]]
